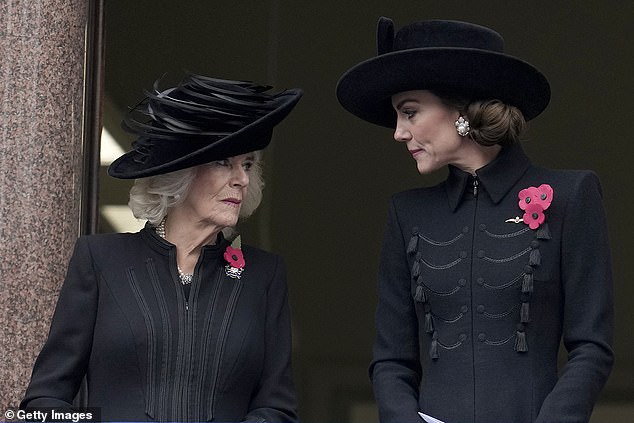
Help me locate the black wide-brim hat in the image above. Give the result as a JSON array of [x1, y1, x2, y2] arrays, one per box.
[[108, 73, 302, 179], [336, 18, 551, 127]]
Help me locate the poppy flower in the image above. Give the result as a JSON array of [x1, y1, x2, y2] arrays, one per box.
[[532, 184, 553, 209], [224, 246, 245, 269], [522, 203, 545, 230], [518, 187, 535, 210], [518, 184, 553, 210]]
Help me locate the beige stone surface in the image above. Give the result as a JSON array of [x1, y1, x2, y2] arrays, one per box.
[[0, 0, 88, 409]]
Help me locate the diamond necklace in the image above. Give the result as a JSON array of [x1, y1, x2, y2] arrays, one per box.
[[155, 217, 193, 285]]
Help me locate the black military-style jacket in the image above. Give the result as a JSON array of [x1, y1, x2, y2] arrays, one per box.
[[371, 144, 614, 423], [21, 227, 297, 422]]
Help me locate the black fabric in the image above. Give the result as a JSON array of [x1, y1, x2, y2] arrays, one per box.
[[336, 18, 550, 128], [390, 20, 504, 53], [21, 227, 297, 422], [371, 143, 614, 423]]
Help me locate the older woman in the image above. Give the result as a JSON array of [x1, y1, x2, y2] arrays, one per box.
[[337, 18, 613, 423], [21, 74, 302, 422]]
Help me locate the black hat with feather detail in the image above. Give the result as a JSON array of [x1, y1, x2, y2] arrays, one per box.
[[108, 73, 303, 179]]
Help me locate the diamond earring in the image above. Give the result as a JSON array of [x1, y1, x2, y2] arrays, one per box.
[[454, 116, 470, 137]]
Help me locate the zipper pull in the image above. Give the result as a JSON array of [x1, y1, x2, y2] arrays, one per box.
[[472, 177, 479, 197], [185, 301, 189, 311]]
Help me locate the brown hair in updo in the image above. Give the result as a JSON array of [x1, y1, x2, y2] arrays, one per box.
[[433, 91, 527, 147], [465, 100, 526, 147]]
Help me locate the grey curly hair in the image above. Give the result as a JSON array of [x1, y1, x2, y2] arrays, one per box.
[[128, 151, 264, 226]]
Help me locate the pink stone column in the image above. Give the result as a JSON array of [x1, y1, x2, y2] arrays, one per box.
[[0, 0, 89, 409]]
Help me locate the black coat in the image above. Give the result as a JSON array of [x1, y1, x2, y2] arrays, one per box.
[[371, 144, 614, 423], [21, 227, 297, 422]]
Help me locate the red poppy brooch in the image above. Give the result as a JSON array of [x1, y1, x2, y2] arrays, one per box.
[[506, 184, 554, 230], [224, 236, 245, 279]]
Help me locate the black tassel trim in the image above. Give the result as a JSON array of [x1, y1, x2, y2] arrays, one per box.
[[411, 261, 420, 278], [414, 285, 427, 303], [529, 248, 541, 266], [522, 273, 534, 293], [406, 232, 419, 255], [430, 331, 439, 360], [536, 223, 551, 239], [411, 254, 421, 278], [514, 327, 528, 352], [520, 302, 530, 323], [424, 312, 434, 333]]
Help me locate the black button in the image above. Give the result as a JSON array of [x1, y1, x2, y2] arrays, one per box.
[[463, 226, 470, 233], [460, 305, 468, 313], [531, 240, 539, 248], [479, 224, 487, 231], [477, 277, 485, 286], [460, 251, 468, 259], [477, 250, 485, 258], [478, 333, 486, 342], [476, 305, 485, 313], [458, 278, 467, 287], [459, 334, 467, 342]]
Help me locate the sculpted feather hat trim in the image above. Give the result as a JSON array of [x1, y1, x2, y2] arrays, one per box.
[[108, 73, 302, 179], [336, 17, 551, 128]]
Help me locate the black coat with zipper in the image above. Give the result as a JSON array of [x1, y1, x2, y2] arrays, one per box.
[[371, 143, 614, 423], [21, 226, 297, 422]]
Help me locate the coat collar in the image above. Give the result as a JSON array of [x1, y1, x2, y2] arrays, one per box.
[[446, 143, 531, 211], [140, 221, 230, 258]]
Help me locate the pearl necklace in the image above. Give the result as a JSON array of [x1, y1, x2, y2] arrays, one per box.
[[155, 218, 193, 285]]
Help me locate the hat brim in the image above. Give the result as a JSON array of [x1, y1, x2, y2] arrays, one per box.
[[336, 48, 550, 127], [108, 89, 303, 179]]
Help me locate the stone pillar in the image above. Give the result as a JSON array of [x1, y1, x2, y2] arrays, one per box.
[[0, 0, 89, 409]]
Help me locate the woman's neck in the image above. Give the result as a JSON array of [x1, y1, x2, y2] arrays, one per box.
[[162, 212, 223, 273], [453, 142, 502, 175]]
